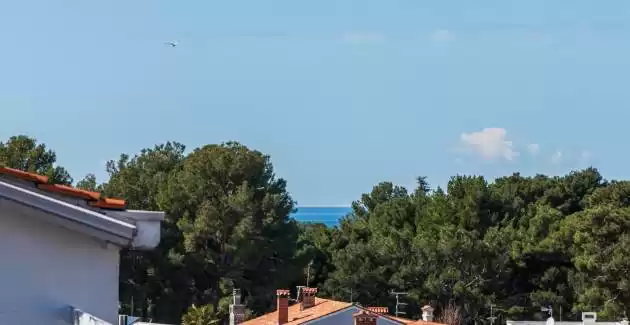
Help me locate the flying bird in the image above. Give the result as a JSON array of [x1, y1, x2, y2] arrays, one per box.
[[165, 41, 178, 47]]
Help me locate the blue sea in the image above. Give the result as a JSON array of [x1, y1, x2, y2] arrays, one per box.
[[290, 206, 352, 227]]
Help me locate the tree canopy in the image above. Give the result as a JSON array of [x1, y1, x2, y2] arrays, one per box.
[[2, 135, 629, 324]]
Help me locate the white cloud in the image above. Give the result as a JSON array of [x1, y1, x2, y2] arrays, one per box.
[[527, 143, 540, 156], [551, 150, 563, 164], [341, 32, 384, 43], [431, 29, 453, 42], [459, 128, 519, 161]]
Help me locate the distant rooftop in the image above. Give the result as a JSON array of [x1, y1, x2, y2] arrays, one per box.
[[507, 312, 628, 325]]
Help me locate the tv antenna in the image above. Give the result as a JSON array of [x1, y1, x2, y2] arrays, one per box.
[[390, 291, 408, 317], [306, 260, 313, 288], [340, 287, 356, 303], [487, 304, 497, 325]]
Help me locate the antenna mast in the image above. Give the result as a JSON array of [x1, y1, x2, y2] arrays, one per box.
[[390, 291, 409, 317], [340, 287, 355, 303], [306, 260, 313, 288], [487, 304, 497, 325]]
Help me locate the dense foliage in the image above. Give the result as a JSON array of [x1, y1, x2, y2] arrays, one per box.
[[2, 135, 629, 324]]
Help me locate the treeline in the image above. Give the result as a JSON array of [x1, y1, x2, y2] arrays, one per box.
[[1, 135, 629, 324]]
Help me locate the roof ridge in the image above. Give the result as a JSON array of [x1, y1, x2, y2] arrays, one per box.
[[354, 304, 412, 325], [0, 166, 127, 210]]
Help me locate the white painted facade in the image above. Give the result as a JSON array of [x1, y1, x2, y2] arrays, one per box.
[[302, 306, 404, 325], [507, 312, 628, 325], [0, 199, 121, 325], [507, 322, 622, 325]]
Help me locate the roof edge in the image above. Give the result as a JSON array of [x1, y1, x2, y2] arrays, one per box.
[[0, 180, 136, 245], [300, 304, 355, 325], [353, 305, 408, 325], [0, 167, 127, 209]]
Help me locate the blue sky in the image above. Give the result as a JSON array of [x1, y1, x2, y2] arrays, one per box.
[[1, 1, 629, 206]]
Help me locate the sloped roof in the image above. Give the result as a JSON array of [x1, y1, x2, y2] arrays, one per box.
[[240, 297, 446, 325], [241, 298, 351, 325], [0, 166, 164, 249], [0, 167, 127, 209]]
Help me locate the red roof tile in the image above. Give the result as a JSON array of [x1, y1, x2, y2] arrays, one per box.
[[0, 167, 127, 210]]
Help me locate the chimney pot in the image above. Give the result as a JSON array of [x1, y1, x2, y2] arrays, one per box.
[[277, 289, 290, 325], [300, 287, 318, 310], [353, 310, 378, 325], [367, 307, 388, 314], [582, 312, 597, 324], [422, 305, 434, 322]]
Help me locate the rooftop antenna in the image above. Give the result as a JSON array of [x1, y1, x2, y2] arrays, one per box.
[[487, 304, 497, 325], [295, 285, 305, 303], [541, 305, 555, 325], [339, 287, 355, 303], [390, 291, 408, 317]]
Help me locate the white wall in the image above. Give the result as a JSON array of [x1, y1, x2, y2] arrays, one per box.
[[302, 306, 403, 325], [0, 199, 121, 325]]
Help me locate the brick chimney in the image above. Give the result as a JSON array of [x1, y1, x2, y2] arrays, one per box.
[[229, 289, 245, 325], [353, 310, 378, 325], [277, 289, 290, 325], [300, 287, 318, 310], [422, 305, 434, 322]]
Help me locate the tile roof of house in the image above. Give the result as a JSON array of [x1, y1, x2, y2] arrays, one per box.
[[240, 298, 352, 325], [240, 297, 446, 325], [0, 166, 127, 210]]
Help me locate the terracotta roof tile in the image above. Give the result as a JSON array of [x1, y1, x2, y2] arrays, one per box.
[[38, 184, 101, 201], [0, 167, 49, 183], [0, 167, 127, 210]]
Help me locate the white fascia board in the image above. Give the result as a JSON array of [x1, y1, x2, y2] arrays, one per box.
[[116, 209, 165, 221], [72, 308, 111, 325], [107, 210, 165, 250], [0, 180, 136, 244]]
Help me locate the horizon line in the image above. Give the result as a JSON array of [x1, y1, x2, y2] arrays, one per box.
[[295, 205, 352, 208]]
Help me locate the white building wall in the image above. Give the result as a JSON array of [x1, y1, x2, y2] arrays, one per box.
[[507, 321, 622, 325], [0, 199, 121, 325]]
